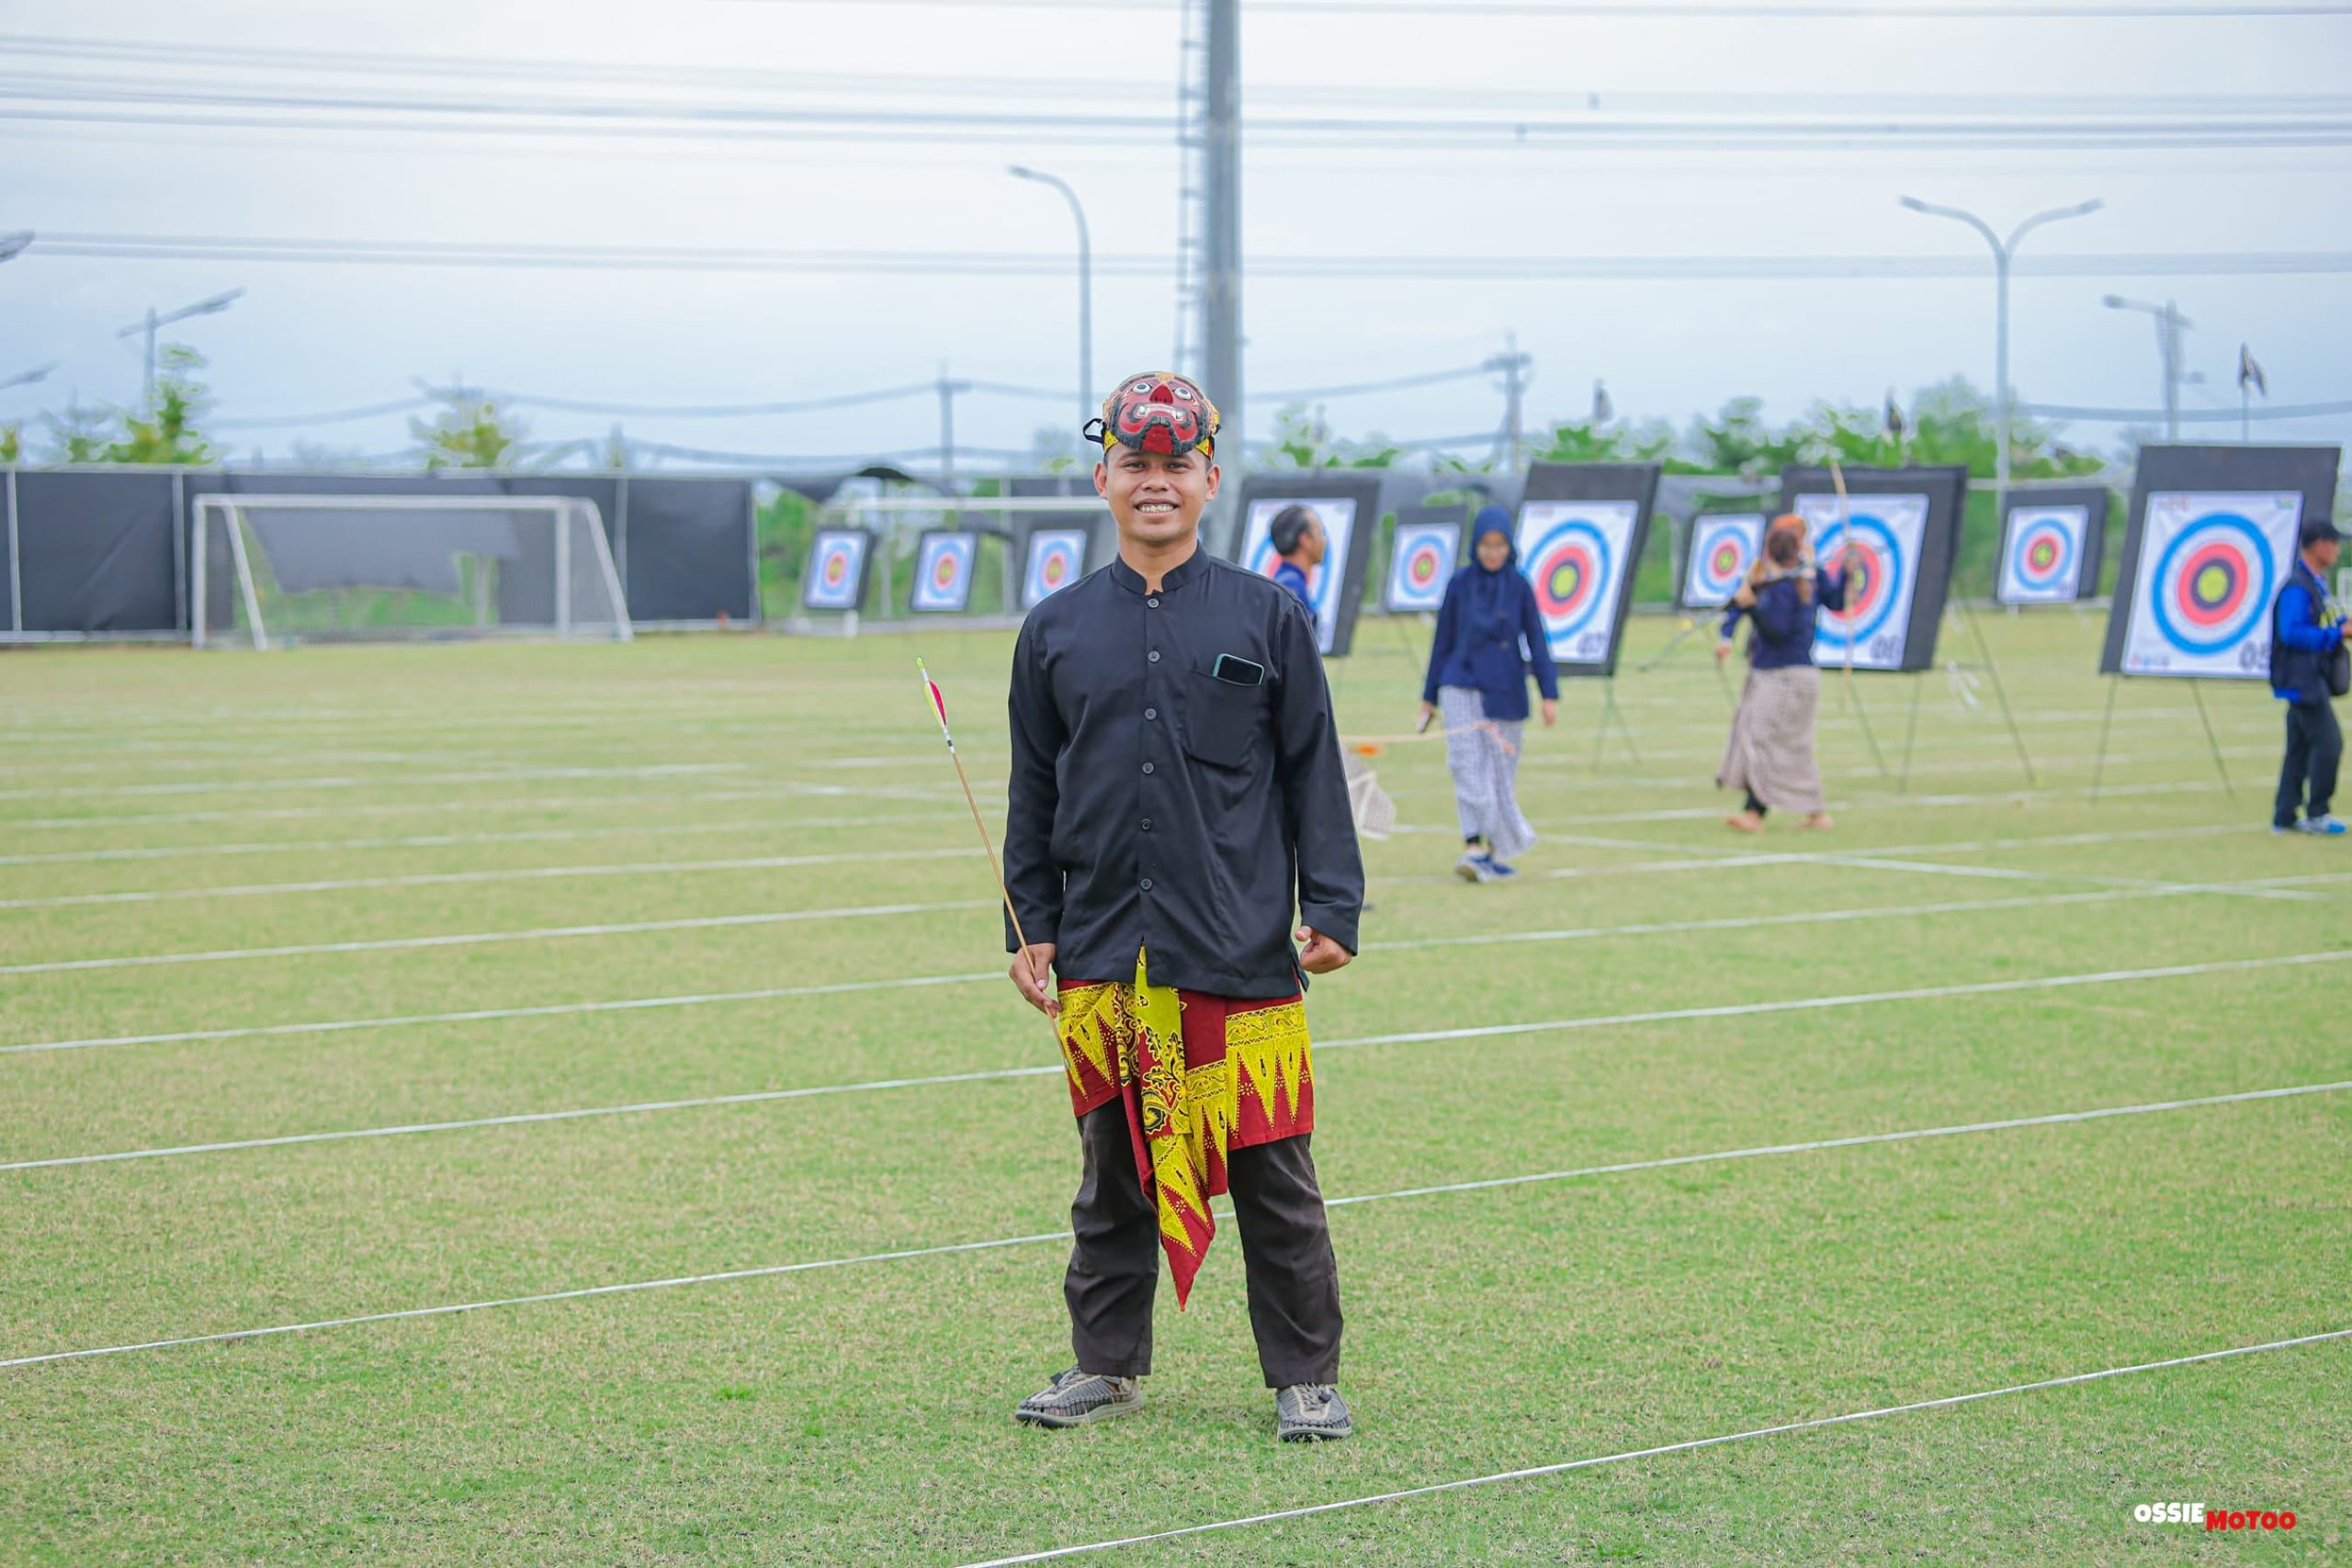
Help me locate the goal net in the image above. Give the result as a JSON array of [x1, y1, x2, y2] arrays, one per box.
[[191, 494, 630, 649]]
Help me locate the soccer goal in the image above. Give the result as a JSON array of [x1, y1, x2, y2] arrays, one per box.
[[190, 494, 631, 649]]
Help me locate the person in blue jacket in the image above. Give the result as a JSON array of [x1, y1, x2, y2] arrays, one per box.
[[1418, 507, 1558, 882], [2268, 517, 2347, 835], [1269, 504, 1325, 611], [1714, 516, 1849, 833]]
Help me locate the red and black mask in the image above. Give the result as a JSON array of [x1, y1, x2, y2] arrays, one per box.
[[1085, 372, 1219, 461]]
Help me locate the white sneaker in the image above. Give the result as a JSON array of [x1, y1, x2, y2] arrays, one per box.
[[2296, 815, 2349, 836], [1454, 852, 1493, 884]]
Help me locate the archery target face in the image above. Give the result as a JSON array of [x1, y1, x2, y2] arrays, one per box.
[[1516, 499, 1640, 664], [1385, 522, 1458, 613], [1998, 505, 2091, 604], [1241, 498, 1357, 653], [1794, 492, 1928, 671], [1022, 528, 1089, 608], [910, 530, 979, 613], [804, 530, 868, 612], [2120, 491, 2301, 678], [1681, 513, 1765, 609]]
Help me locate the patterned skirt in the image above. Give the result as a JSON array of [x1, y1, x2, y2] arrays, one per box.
[[1717, 662, 1826, 814], [1438, 685, 1537, 861], [1056, 947, 1313, 1307]]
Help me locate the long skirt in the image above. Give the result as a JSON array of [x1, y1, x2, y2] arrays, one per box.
[[1717, 663, 1826, 814], [1439, 685, 1536, 861]]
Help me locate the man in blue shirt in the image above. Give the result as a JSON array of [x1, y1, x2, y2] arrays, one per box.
[[1268, 504, 1325, 611], [2267, 517, 2347, 835]]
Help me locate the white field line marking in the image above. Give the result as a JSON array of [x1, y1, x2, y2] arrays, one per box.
[[43, 831, 2276, 915], [2, 777, 983, 832], [0, 761, 747, 803], [1323, 947, 2352, 1054], [0, 898, 995, 978], [0, 846, 983, 911], [3, 1079, 2338, 1368], [10, 937, 2345, 1168], [8, 864, 2317, 1057], [959, 1327, 2352, 1566], [0, 811, 968, 869]]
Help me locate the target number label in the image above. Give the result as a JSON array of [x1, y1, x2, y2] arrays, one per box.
[[2121, 491, 2301, 678]]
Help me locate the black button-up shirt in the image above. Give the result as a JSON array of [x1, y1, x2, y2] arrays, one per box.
[[1003, 546, 1365, 998]]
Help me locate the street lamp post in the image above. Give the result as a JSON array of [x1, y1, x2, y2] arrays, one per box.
[[1009, 166, 1093, 434], [0, 231, 32, 265], [0, 363, 56, 393], [1897, 196, 2103, 515], [116, 288, 244, 410], [2103, 294, 2194, 442]]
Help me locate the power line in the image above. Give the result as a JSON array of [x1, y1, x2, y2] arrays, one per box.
[[6, 76, 2347, 152], [2018, 397, 2352, 422], [26, 231, 2352, 281], [11, 35, 2342, 121]]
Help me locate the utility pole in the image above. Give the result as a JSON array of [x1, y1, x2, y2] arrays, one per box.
[[1203, 0, 1242, 458], [2105, 295, 2193, 442], [1485, 333, 1532, 468], [936, 366, 970, 494]]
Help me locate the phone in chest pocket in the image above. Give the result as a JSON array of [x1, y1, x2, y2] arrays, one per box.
[[1211, 653, 1268, 686]]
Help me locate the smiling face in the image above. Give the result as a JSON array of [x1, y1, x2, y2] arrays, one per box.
[[1476, 530, 1512, 572], [1096, 446, 1219, 549]]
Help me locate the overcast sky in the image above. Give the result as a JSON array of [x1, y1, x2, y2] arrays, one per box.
[[5, 0, 2349, 470]]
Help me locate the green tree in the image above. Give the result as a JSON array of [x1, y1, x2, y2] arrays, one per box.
[[410, 384, 526, 469], [40, 397, 113, 464], [104, 344, 221, 465], [0, 423, 17, 463], [1264, 403, 1401, 468]]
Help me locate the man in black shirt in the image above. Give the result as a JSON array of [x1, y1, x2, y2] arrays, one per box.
[[1003, 370, 1364, 1441]]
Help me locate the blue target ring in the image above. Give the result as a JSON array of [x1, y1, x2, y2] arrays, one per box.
[[1527, 520, 1613, 642], [2149, 513, 2272, 656], [1814, 514, 1904, 649]]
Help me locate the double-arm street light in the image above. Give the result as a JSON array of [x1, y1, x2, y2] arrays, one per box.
[[116, 288, 244, 409], [1898, 195, 2104, 510], [1009, 165, 1093, 435]]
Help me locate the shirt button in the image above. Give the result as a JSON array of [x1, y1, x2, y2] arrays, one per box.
[[1142, 761, 1154, 774], [1141, 818, 1153, 830], [1140, 877, 1154, 891], [1148, 597, 1160, 608], [1145, 707, 1158, 720], [1148, 650, 1160, 663]]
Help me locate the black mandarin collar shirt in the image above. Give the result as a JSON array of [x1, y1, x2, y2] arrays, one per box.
[[1003, 541, 1365, 998]]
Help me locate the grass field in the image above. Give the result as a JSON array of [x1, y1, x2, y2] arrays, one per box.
[[3, 608, 2346, 1564]]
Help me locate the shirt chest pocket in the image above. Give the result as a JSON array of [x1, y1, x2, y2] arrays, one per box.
[[1182, 666, 1272, 770]]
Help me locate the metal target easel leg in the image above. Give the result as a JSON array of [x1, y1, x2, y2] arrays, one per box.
[[2089, 675, 2121, 801], [1899, 671, 1928, 794], [2188, 680, 2236, 798], [1959, 598, 2038, 788]]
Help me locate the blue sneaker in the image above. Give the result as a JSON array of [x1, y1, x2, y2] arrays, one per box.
[[1481, 857, 1519, 879], [2297, 815, 2348, 836]]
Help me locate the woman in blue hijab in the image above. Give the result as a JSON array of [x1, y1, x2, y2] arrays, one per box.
[[1419, 506, 1559, 882]]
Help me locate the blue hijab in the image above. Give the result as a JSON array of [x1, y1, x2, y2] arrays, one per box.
[[1463, 506, 1520, 643]]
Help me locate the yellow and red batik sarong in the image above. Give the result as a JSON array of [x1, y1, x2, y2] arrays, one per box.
[[1056, 948, 1315, 1309]]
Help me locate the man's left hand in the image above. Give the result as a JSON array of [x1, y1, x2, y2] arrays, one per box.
[[1295, 925, 1354, 975]]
